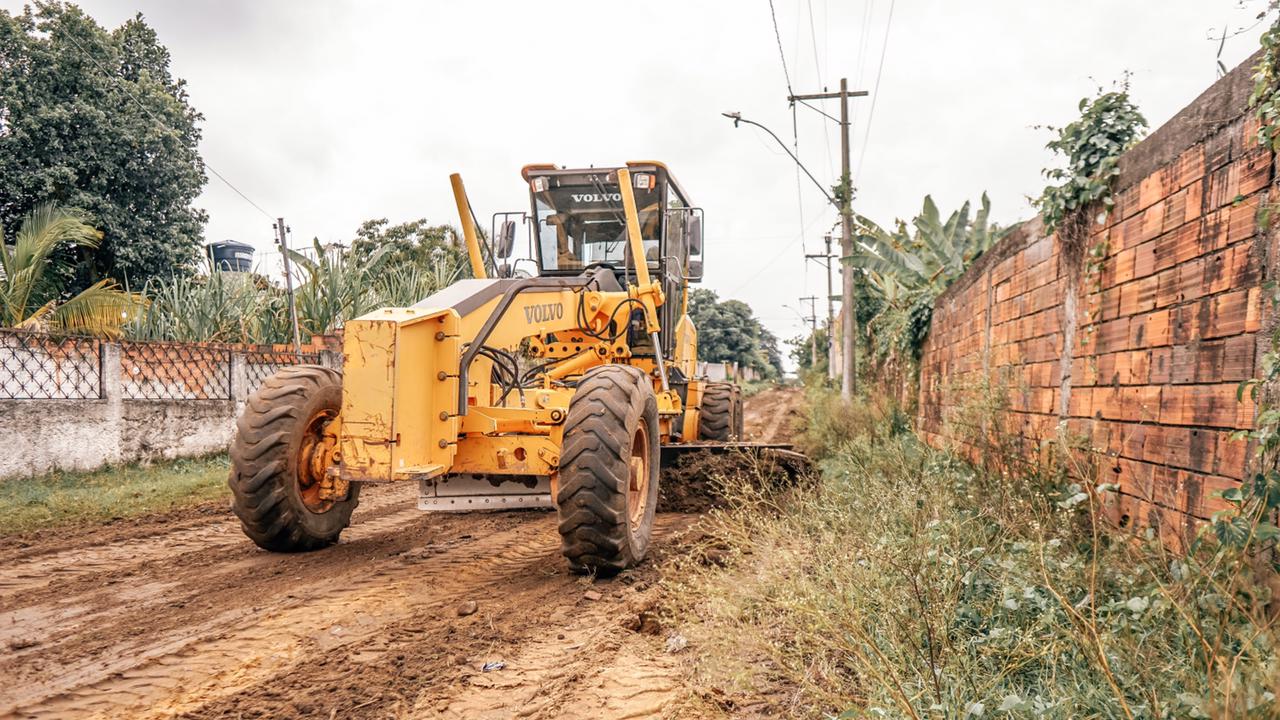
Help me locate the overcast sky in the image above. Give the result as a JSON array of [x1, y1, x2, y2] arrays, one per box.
[[3, 0, 1269, 364]]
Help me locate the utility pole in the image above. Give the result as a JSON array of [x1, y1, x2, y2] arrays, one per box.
[[799, 295, 819, 368], [805, 234, 838, 381], [275, 218, 303, 355], [789, 78, 866, 400]]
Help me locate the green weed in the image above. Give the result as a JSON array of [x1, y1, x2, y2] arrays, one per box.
[[666, 391, 1279, 719], [0, 454, 229, 536]]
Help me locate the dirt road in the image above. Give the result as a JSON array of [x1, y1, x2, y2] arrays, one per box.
[[0, 387, 803, 720]]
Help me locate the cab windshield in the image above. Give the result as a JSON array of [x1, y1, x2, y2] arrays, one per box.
[[532, 178, 661, 271]]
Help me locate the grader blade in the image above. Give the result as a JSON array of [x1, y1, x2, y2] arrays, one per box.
[[660, 442, 812, 479]]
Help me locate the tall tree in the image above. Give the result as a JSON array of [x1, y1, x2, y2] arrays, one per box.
[[0, 3, 207, 290], [688, 288, 782, 379], [345, 218, 468, 274]]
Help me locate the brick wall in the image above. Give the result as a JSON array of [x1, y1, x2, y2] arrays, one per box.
[[917, 53, 1274, 547]]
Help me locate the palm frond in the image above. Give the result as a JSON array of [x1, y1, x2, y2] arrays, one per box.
[[50, 280, 148, 337]]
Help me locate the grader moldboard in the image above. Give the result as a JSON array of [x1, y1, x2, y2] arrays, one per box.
[[229, 161, 799, 574]]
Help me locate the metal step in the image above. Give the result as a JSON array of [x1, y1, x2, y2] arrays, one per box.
[[418, 473, 554, 512]]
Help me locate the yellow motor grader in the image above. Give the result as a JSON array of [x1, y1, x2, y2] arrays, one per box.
[[228, 161, 780, 573]]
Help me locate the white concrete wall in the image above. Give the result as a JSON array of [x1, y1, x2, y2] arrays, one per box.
[[0, 344, 342, 480]]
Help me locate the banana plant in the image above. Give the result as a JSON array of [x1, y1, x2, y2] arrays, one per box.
[[845, 193, 1002, 361], [0, 203, 146, 337], [847, 193, 998, 294]]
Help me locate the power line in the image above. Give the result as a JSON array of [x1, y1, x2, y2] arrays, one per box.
[[58, 29, 277, 222], [766, 0, 795, 94], [725, 214, 835, 296], [806, 0, 835, 178], [766, 0, 810, 258], [855, 0, 895, 186]]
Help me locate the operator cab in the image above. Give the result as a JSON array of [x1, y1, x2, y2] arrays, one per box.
[[510, 163, 703, 285]]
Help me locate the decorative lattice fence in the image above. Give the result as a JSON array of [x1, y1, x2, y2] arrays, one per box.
[[0, 330, 102, 400]]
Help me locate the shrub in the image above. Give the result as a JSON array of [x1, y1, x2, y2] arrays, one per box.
[[666, 390, 1279, 719]]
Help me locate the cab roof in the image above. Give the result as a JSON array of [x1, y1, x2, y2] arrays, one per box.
[[520, 161, 694, 207]]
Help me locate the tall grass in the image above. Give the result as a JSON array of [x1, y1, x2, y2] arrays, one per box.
[[0, 454, 229, 536], [666, 388, 1279, 719], [125, 250, 467, 344]]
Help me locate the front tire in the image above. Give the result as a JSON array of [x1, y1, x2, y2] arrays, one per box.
[[556, 365, 659, 575], [229, 365, 359, 552]]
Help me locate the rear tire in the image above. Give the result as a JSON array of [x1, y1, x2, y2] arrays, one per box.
[[699, 382, 739, 441], [556, 365, 659, 575], [229, 365, 359, 552]]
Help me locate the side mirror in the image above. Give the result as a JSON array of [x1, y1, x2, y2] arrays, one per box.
[[496, 220, 516, 259], [688, 215, 703, 255], [687, 260, 703, 281]]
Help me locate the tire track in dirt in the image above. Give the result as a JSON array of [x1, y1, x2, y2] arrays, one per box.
[[3, 391, 791, 720], [0, 496, 433, 662], [2, 513, 538, 718], [6, 514, 693, 720], [0, 484, 417, 600], [424, 591, 683, 720], [744, 386, 803, 444]]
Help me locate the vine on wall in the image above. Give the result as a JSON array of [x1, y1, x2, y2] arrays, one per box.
[[1224, 5, 1280, 552], [1034, 82, 1147, 330]]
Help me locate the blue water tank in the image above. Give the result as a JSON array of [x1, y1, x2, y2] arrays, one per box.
[[206, 240, 254, 272]]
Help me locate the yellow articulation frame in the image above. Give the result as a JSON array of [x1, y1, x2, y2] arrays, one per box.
[[336, 167, 689, 499]]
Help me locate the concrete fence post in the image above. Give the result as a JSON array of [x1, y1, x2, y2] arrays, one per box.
[[230, 351, 249, 410], [319, 348, 343, 371], [101, 342, 124, 466]]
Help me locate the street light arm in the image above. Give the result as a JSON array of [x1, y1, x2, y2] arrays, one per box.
[[721, 112, 836, 207]]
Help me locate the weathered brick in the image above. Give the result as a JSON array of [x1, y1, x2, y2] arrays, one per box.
[[1149, 347, 1173, 384], [1172, 254, 1203, 302], [1172, 299, 1212, 344], [1067, 384, 1094, 417], [1117, 275, 1159, 317], [1138, 170, 1167, 212], [1169, 336, 1258, 385], [1202, 244, 1257, 295], [1143, 426, 1217, 474], [1186, 474, 1239, 519], [1096, 287, 1122, 321], [1134, 309, 1171, 348], [916, 71, 1268, 556], [1107, 247, 1136, 288], [1185, 179, 1204, 221], [1096, 385, 1160, 422], [1158, 384, 1253, 429], [1215, 432, 1251, 480], [1201, 208, 1231, 253], [1154, 267, 1180, 308], [1206, 161, 1241, 209], [1162, 188, 1188, 233], [1131, 240, 1157, 280], [1141, 204, 1164, 243], [1206, 290, 1250, 339], [1247, 286, 1262, 333], [1237, 149, 1271, 196], [1152, 222, 1203, 269], [1227, 195, 1259, 243], [1095, 317, 1131, 353]]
